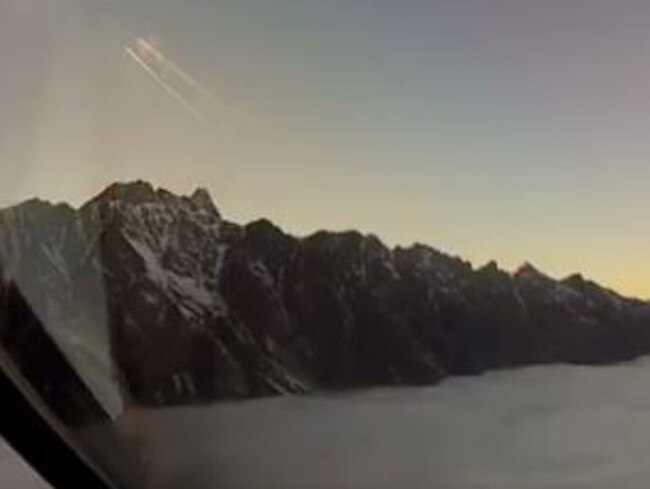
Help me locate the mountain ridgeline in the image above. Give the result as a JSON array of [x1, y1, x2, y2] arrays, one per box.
[[1, 181, 650, 409]]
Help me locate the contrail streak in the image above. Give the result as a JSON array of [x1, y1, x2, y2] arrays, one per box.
[[124, 46, 204, 121], [136, 38, 218, 105]]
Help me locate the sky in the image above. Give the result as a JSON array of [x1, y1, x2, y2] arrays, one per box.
[[2, 0, 650, 297]]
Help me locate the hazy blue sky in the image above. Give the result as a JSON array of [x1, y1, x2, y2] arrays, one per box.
[[3, 0, 650, 296]]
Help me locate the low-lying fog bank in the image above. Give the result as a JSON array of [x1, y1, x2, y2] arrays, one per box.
[[115, 357, 650, 489]]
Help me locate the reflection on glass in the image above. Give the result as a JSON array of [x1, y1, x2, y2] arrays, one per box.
[[0, 437, 51, 489], [3, 1, 650, 489]]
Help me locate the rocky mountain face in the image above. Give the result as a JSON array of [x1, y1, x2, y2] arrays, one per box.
[[1, 181, 650, 410]]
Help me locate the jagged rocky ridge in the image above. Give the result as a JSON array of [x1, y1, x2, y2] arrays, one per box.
[[2, 181, 650, 409]]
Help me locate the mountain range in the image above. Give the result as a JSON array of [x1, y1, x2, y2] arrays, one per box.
[[1, 181, 650, 417]]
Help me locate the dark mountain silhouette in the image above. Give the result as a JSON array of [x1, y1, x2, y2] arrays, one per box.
[[2, 181, 650, 408]]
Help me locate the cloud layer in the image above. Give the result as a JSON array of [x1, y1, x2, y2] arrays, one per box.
[[115, 357, 650, 489]]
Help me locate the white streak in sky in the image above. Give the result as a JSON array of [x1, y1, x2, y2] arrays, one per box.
[[136, 38, 219, 106], [124, 46, 204, 121]]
